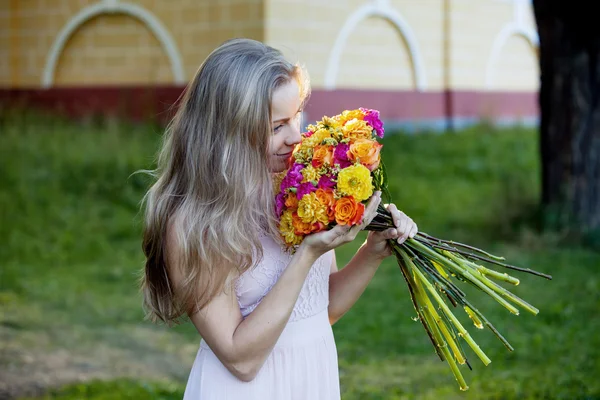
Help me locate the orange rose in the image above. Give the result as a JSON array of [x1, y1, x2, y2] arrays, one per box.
[[312, 145, 334, 168], [314, 188, 336, 221], [348, 139, 383, 171], [292, 212, 313, 235], [334, 196, 365, 226], [285, 192, 299, 210]]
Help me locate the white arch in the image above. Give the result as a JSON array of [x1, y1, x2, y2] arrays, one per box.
[[42, 0, 185, 88], [485, 23, 538, 88], [485, 1, 539, 89], [324, 2, 427, 91]]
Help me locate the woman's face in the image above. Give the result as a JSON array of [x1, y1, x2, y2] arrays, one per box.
[[268, 79, 303, 173]]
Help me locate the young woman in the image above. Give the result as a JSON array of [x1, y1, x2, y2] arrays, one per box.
[[141, 38, 417, 399]]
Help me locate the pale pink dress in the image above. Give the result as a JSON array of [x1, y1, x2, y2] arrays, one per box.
[[183, 232, 340, 399]]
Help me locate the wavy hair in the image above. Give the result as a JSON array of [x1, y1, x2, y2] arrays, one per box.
[[140, 39, 310, 324]]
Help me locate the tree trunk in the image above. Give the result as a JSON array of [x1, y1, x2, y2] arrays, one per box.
[[533, 0, 600, 244]]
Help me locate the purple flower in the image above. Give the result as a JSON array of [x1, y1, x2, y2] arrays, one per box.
[[275, 192, 286, 217], [317, 174, 336, 190], [333, 143, 352, 169], [360, 107, 385, 138], [297, 181, 317, 199], [280, 163, 304, 191]]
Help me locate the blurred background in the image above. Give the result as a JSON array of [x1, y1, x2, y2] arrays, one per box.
[[1, 0, 598, 399]]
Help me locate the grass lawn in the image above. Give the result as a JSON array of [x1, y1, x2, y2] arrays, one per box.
[[1, 112, 598, 399]]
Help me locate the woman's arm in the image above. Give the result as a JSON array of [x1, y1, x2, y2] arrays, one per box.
[[327, 243, 384, 325], [186, 244, 318, 382], [327, 203, 418, 325]]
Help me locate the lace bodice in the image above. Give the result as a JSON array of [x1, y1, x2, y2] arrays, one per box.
[[235, 233, 333, 322]]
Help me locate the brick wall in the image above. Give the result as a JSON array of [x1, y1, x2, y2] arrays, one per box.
[[265, 0, 538, 91], [1, 0, 264, 87], [0, 0, 538, 92]]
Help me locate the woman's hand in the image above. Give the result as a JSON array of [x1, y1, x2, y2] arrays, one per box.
[[363, 203, 418, 260], [300, 191, 382, 259]]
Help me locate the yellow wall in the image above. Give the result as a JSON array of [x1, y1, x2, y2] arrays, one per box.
[[266, 0, 538, 91], [1, 0, 264, 87], [265, 0, 444, 90], [54, 14, 172, 86], [0, 0, 538, 91], [448, 0, 538, 91], [0, 2, 12, 87]]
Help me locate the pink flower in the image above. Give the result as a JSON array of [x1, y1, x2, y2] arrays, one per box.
[[360, 107, 385, 138], [280, 163, 304, 191], [275, 192, 286, 217], [297, 182, 317, 199], [333, 143, 352, 168], [317, 174, 336, 190]]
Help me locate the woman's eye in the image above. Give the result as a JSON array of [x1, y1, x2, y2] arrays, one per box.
[[273, 124, 284, 133]]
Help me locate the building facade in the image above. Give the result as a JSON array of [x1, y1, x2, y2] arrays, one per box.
[[0, 0, 540, 129]]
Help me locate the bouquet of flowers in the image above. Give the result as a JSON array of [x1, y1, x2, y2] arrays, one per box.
[[274, 108, 552, 390]]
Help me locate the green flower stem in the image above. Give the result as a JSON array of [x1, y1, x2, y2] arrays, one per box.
[[417, 232, 505, 261], [392, 246, 445, 361], [411, 263, 492, 367], [398, 250, 467, 364], [445, 252, 539, 315], [425, 241, 552, 280], [408, 240, 521, 315], [417, 294, 470, 390], [415, 257, 466, 298], [429, 318, 469, 391], [462, 299, 514, 352], [435, 250, 520, 286], [365, 222, 389, 232], [475, 264, 521, 286], [402, 247, 455, 294], [368, 214, 552, 281], [416, 259, 515, 352], [463, 306, 484, 329], [413, 258, 464, 306], [416, 275, 467, 365], [397, 243, 492, 366]]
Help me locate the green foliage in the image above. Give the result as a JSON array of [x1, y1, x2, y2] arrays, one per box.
[[1, 113, 598, 399], [20, 379, 183, 400]]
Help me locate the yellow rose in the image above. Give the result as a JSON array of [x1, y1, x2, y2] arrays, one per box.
[[280, 210, 303, 246], [337, 164, 373, 201], [304, 128, 331, 148], [319, 116, 342, 129], [337, 109, 365, 125], [297, 192, 329, 225], [301, 165, 320, 183], [342, 119, 372, 140], [315, 188, 336, 221]]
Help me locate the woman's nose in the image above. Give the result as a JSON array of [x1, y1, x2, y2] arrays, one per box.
[[287, 125, 302, 146]]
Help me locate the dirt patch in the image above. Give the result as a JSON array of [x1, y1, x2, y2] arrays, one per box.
[[0, 325, 198, 399]]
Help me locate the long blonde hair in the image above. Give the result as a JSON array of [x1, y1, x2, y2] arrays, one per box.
[[140, 39, 310, 324]]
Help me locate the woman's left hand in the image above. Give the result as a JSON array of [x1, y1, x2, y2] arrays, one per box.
[[363, 203, 418, 260]]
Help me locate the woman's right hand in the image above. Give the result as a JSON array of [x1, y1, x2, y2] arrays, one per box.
[[299, 191, 382, 259]]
